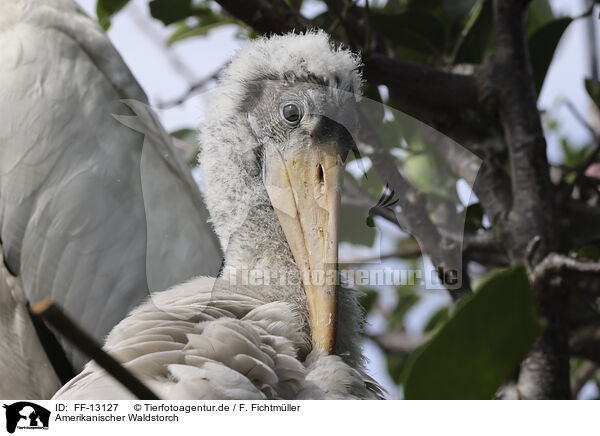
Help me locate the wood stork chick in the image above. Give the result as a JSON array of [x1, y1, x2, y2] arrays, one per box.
[[54, 31, 381, 400]]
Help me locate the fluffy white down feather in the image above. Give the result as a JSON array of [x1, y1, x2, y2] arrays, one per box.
[[53, 277, 379, 400]]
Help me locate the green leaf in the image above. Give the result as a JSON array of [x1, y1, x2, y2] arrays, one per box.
[[403, 265, 541, 399], [284, 0, 304, 10], [443, 0, 480, 21], [357, 289, 379, 314], [171, 128, 196, 142], [340, 204, 377, 247], [561, 138, 590, 168], [171, 128, 200, 165], [168, 9, 237, 44], [169, 21, 232, 44], [577, 245, 600, 261], [402, 153, 432, 193], [96, 0, 130, 30], [423, 306, 450, 333], [387, 352, 411, 384], [464, 202, 484, 233], [389, 289, 421, 330], [149, 0, 194, 26], [585, 78, 600, 111], [370, 11, 446, 57], [528, 17, 572, 93], [452, 0, 495, 64], [526, 0, 555, 36]]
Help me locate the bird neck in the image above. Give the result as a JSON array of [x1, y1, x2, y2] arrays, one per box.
[[220, 202, 309, 324], [199, 116, 309, 329]]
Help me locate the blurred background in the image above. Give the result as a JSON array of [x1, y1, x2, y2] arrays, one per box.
[[73, 0, 600, 399]]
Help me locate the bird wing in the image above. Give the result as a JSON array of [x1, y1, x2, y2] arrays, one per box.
[[0, 0, 221, 371], [53, 277, 377, 400]]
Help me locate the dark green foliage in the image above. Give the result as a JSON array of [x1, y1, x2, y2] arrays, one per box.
[[402, 265, 541, 399], [585, 78, 600, 110], [452, 0, 494, 64], [97, 0, 130, 30], [93, 0, 599, 399], [357, 288, 379, 315], [423, 306, 450, 333], [528, 17, 573, 93], [149, 0, 195, 25], [464, 203, 484, 234], [340, 204, 377, 247], [370, 10, 446, 59]]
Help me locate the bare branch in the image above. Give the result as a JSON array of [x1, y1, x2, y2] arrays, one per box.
[[367, 331, 429, 354], [571, 329, 600, 367], [127, 4, 198, 85], [563, 99, 600, 142], [213, 0, 484, 112], [359, 112, 472, 298], [571, 361, 598, 398], [463, 232, 511, 266], [215, 0, 312, 34], [493, 0, 555, 263], [532, 253, 600, 286], [423, 128, 511, 225], [490, 0, 567, 399], [518, 251, 600, 400], [365, 54, 481, 111], [344, 239, 422, 264], [156, 66, 223, 109]]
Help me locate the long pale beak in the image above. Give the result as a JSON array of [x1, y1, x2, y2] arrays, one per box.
[[264, 142, 343, 354]]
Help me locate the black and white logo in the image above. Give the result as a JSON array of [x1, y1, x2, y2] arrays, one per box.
[[3, 402, 50, 433]]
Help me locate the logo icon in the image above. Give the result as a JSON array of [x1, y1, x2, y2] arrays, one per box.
[[3, 402, 50, 433]]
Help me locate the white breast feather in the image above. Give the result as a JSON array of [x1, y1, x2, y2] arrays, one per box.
[[53, 277, 379, 400]]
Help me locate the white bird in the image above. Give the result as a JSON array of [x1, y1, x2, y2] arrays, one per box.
[[53, 31, 382, 400], [0, 0, 221, 399]]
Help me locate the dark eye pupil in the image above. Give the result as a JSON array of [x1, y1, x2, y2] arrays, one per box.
[[282, 104, 300, 123]]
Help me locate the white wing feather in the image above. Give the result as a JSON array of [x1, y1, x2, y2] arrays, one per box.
[[0, 0, 221, 398]]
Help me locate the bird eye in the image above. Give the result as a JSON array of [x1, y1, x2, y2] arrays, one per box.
[[280, 103, 302, 126]]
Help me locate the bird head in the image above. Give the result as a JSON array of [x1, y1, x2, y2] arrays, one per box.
[[199, 31, 362, 354]]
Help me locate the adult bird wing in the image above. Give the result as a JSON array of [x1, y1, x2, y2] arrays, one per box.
[[0, 0, 221, 398]]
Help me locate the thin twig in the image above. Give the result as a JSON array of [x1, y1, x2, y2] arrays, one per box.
[[531, 252, 600, 285], [558, 100, 600, 203], [212, 0, 484, 112], [156, 66, 223, 109], [571, 361, 598, 397], [572, 328, 600, 367], [366, 331, 429, 354], [563, 99, 600, 142], [127, 3, 198, 85], [343, 239, 422, 263]]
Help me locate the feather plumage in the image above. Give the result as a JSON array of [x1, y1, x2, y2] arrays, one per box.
[[54, 278, 380, 399], [0, 0, 220, 399]]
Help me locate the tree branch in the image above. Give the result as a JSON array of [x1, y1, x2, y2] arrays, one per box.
[[156, 66, 223, 109], [364, 54, 481, 110], [489, 0, 566, 400], [359, 112, 471, 298], [367, 331, 429, 354], [493, 0, 555, 263], [213, 0, 484, 113], [215, 0, 313, 34], [571, 329, 600, 367], [517, 252, 600, 399], [531, 253, 600, 285], [571, 361, 598, 398]]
